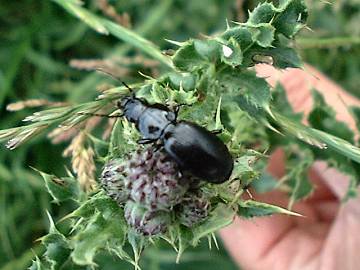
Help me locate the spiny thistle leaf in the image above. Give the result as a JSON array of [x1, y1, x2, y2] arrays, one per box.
[[309, 90, 354, 143], [270, 86, 360, 200], [28, 256, 47, 270], [248, 23, 276, 48], [172, 40, 211, 72], [71, 209, 127, 266], [273, 0, 308, 38], [35, 169, 81, 204], [191, 204, 236, 245], [238, 200, 302, 218], [109, 119, 138, 159], [231, 154, 262, 183], [272, 111, 360, 163], [220, 38, 243, 67], [248, 3, 276, 24], [66, 192, 120, 219], [286, 148, 314, 209], [41, 212, 71, 270], [127, 231, 148, 270], [219, 68, 272, 117], [166, 72, 196, 91], [175, 226, 193, 263]]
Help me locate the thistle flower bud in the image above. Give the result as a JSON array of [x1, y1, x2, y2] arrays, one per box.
[[123, 147, 190, 211], [177, 191, 210, 228], [100, 159, 128, 204], [124, 200, 170, 236]]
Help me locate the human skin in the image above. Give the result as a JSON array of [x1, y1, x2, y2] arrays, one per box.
[[220, 64, 360, 270]]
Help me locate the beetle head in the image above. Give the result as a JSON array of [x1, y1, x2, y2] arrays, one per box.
[[118, 96, 147, 123]]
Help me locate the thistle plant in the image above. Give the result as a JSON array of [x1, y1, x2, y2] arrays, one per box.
[[1, 0, 360, 269]]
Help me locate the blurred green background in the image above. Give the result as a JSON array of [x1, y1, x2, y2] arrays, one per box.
[[0, 0, 359, 269]]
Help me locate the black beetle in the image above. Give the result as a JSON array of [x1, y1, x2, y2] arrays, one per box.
[[118, 82, 233, 184]]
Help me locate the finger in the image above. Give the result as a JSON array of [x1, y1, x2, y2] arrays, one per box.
[[313, 201, 338, 222], [220, 206, 327, 270], [305, 166, 337, 203], [219, 215, 295, 270]]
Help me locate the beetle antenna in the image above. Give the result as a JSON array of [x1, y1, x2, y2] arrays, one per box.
[[95, 68, 134, 93], [77, 112, 123, 118]]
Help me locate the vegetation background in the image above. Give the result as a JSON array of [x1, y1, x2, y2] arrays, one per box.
[[0, 0, 359, 269]]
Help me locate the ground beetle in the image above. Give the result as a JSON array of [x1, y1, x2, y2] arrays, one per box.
[[118, 81, 234, 184]]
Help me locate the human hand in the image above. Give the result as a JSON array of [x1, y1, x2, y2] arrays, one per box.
[[220, 64, 360, 270]]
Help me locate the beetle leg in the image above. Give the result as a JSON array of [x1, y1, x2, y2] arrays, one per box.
[[153, 142, 164, 152], [137, 138, 156, 144], [173, 103, 188, 120]]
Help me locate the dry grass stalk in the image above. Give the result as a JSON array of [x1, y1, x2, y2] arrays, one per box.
[[62, 118, 102, 191], [97, 0, 131, 27], [63, 131, 97, 192], [48, 126, 80, 144], [112, 55, 159, 68], [69, 59, 129, 79], [6, 124, 48, 150], [235, 0, 246, 22], [96, 83, 116, 92], [6, 99, 67, 112]]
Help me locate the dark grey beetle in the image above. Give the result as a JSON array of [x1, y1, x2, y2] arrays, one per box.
[[118, 83, 233, 184]]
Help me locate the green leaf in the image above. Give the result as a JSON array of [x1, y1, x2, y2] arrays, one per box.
[[169, 86, 198, 106], [286, 148, 314, 208], [220, 38, 243, 67], [219, 69, 272, 114], [193, 39, 221, 62], [221, 27, 253, 50], [172, 40, 210, 72], [42, 212, 71, 270], [167, 72, 196, 91], [306, 91, 360, 200], [238, 200, 301, 218], [176, 226, 193, 263], [309, 90, 354, 143], [127, 231, 148, 270], [251, 172, 278, 193], [248, 3, 276, 24], [28, 256, 47, 270], [273, 0, 308, 38], [191, 204, 236, 245], [36, 170, 81, 203], [109, 119, 138, 159], [272, 111, 360, 164], [255, 45, 302, 69], [231, 154, 261, 184], [71, 208, 126, 266], [67, 192, 120, 219], [249, 24, 275, 48]]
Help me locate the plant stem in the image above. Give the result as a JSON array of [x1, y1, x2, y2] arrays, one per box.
[[52, 0, 174, 69], [296, 36, 360, 49]]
